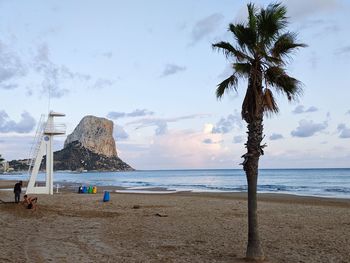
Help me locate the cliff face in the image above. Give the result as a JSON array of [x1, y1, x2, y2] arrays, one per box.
[[64, 115, 117, 157], [54, 115, 133, 171], [53, 141, 133, 171]]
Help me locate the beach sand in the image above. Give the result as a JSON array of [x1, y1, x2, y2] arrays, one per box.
[[0, 180, 349, 263]]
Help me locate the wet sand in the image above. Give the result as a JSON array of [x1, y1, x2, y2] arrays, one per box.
[[0, 180, 349, 262]]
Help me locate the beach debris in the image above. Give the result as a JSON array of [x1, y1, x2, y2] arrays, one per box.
[[155, 213, 168, 217], [133, 205, 140, 209]]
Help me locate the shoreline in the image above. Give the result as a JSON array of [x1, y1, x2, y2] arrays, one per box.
[[1, 179, 350, 201], [1, 180, 349, 262]]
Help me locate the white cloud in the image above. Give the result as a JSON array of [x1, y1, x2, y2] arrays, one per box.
[[291, 119, 328, 137], [292, 105, 318, 114], [0, 111, 36, 134], [212, 111, 243, 134], [190, 13, 224, 44], [119, 128, 229, 169], [114, 125, 129, 140], [233, 136, 244, 144], [108, 109, 154, 120], [0, 41, 26, 90], [269, 133, 284, 140], [337, 123, 350, 138], [90, 78, 114, 89], [128, 114, 209, 136], [160, 64, 186, 77]]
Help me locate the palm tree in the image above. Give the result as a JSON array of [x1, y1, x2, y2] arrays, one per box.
[[212, 2, 306, 260]]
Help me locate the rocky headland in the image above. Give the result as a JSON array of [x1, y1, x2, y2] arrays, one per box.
[[9, 115, 133, 172], [53, 115, 133, 171]]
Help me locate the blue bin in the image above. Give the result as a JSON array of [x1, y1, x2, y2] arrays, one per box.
[[103, 191, 110, 202], [82, 186, 87, 193]]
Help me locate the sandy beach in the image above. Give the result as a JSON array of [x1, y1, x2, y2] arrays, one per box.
[[0, 180, 349, 263]]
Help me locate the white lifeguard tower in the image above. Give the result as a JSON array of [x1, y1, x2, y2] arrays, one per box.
[[26, 111, 66, 195]]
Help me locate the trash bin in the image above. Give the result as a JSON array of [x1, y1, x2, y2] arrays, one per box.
[[103, 191, 110, 202], [92, 186, 97, 194], [82, 186, 87, 193], [88, 186, 93, 194]]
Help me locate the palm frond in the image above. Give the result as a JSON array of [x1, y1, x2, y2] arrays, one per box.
[[265, 66, 302, 101], [263, 88, 279, 114], [241, 83, 260, 122], [233, 63, 251, 78], [257, 2, 288, 46], [271, 32, 307, 59], [229, 23, 257, 53], [247, 3, 258, 32], [216, 74, 238, 99], [212, 41, 251, 62]]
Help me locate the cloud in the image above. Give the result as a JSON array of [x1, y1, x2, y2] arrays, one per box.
[[117, 128, 228, 169], [335, 46, 350, 55], [155, 121, 168, 135], [114, 125, 129, 140], [203, 138, 213, 144], [160, 64, 186, 77], [101, 51, 113, 59], [107, 109, 154, 120], [292, 105, 318, 114], [128, 114, 209, 136], [34, 43, 111, 98], [346, 110, 350, 115], [34, 44, 75, 98], [233, 136, 243, 144], [269, 133, 284, 140], [282, 0, 341, 19], [203, 138, 222, 144], [133, 119, 168, 135], [212, 111, 243, 134], [0, 41, 26, 90], [0, 111, 36, 133], [337, 123, 350, 138], [190, 13, 224, 44], [90, 78, 114, 89], [291, 119, 328, 137]]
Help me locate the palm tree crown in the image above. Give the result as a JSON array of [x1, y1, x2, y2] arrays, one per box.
[[213, 2, 306, 123]]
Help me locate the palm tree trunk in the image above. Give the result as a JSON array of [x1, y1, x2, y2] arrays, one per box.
[[244, 108, 264, 260]]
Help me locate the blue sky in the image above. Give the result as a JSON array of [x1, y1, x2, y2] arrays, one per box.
[[0, 0, 349, 169]]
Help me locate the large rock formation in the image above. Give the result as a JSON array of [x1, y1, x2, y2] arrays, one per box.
[[49, 115, 133, 171], [52, 141, 133, 171], [64, 116, 117, 157], [9, 115, 133, 172]]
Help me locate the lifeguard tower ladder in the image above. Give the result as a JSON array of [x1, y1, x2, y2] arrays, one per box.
[[26, 111, 66, 195]]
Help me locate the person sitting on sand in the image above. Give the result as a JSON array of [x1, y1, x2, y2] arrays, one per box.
[[23, 195, 38, 210]]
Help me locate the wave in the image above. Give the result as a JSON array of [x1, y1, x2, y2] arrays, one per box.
[[324, 187, 350, 193]]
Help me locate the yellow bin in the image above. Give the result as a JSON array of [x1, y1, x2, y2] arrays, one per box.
[[92, 186, 97, 194]]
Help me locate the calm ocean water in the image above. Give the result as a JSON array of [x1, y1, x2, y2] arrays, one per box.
[[1, 168, 350, 198]]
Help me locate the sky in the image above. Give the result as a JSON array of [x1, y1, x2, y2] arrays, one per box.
[[0, 0, 349, 170]]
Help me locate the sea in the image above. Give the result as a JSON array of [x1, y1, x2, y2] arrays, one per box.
[[1, 168, 350, 199]]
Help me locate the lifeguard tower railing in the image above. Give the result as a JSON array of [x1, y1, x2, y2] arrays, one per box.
[[44, 123, 66, 135]]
